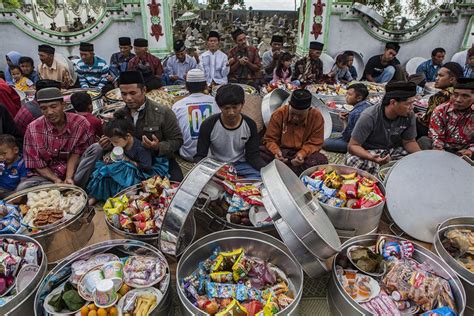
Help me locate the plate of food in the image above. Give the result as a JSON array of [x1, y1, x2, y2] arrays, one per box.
[[117, 287, 162, 316]]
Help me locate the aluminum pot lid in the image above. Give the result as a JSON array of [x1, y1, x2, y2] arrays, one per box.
[[385, 151, 473, 243], [159, 158, 226, 257], [261, 160, 341, 265], [261, 88, 290, 127]]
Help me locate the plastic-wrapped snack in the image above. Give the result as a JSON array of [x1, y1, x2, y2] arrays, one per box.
[[309, 169, 326, 180], [134, 220, 155, 234], [245, 195, 264, 206], [222, 180, 237, 195], [320, 184, 337, 198], [232, 252, 250, 281], [119, 214, 135, 232], [420, 306, 456, 316], [341, 172, 357, 180], [183, 281, 199, 304], [338, 179, 358, 200], [131, 209, 153, 222], [235, 183, 261, 197], [378, 237, 414, 260], [315, 191, 329, 203], [357, 177, 375, 198], [248, 258, 277, 289], [256, 295, 280, 316], [215, 248, 243, 271], [301, 176, 323, 192], [243, 300, 264, 316], [354, 191, 384, 209], [23, 242, 39, 265], [206, 281, 236, 299], [327, 197, 345, 207], [210, 271, 233, 283], [277, 293, 294, 309], [228, 194, 250, 213], [216, 299, 248, 316], [324, 171, 343, 189]]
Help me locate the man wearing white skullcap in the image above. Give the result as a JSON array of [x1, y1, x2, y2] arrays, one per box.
[[171, 69, 220, 161]]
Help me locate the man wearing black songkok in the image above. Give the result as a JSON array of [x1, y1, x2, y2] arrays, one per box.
[[362, 42, 403, 83], [96, 71, 184, 181], [418, 78, 473, 157], [37, 44, 73, 88], [127, 38, 164, 90], [109, 37, 135, 80], [293, 41, 324, 84], [262, 35, 284, 82], [345, 81, 421, 175]]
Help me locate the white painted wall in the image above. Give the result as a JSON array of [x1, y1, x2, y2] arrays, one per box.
[[0, 15, 143, 71], [325, 15, 470, 66]]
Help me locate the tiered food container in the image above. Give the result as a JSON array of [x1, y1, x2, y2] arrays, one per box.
[[434, 217, 474, 314], [5, 184, 95, 266], [328, 234, 467, 315], [300, 164, 386, 241], [33, 239, 172, 316], [104, 181, 197, 250], [0, 234, 47, 316], [171, 160, 468, 315], [176, 230, 304, 315]]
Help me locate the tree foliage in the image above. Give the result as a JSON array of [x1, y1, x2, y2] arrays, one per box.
[[338, 0, 442, 29]]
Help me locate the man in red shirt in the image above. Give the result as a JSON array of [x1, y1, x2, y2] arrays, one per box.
[[70, 91, 103, 139], [127, 38, 163, 90], [17, 87, 95, 190], [228, 29, 262, 87]]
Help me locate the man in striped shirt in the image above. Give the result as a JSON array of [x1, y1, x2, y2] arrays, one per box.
[[76, 42, 109, 89]]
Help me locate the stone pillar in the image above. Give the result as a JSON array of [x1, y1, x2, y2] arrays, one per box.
[[140, 0, 173, 58], [295, 0, 332, 57]]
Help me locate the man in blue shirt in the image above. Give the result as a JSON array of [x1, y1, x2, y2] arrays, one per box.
[[164, 40, 198, 85], [76, 42, 110, 89], [0, 134, 28, 198], [109, 37, 136, 80], [323, 83, 372, 153], [416, 47, 445, 82]]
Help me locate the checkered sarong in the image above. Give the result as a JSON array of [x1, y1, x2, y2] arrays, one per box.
[[344, 147, 407, 176]]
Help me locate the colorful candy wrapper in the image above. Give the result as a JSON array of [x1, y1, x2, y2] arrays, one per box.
[[327, 197, 345, 207], [228, 194, 250, 213], [277, 293, 294, 309], [420, 306, 456, 316], [341, 172, 357, 180], [222, 180, 237, 195], [359, 191, 384, 208], [232, 252, 250, 281], [310, 169, 326, 180], [243, 300, 264, 316], [324, 171, 343, 189], [134, 220, 155, 234], [183, 281, 199, 304], [357, 177, 375, 198], [235, 183, 261, 197], [338, 179, 358, 200], [256, 295, 280, 316], [210, 271, 233, 283], [206, 281, 237, 299], [245, 195, 264, 206], [320, 184, 337, 198], [131, 209, 152, 222], [216, 299, 248, 316], [315, 191, 329, 203], [301, 176, 323, 192]]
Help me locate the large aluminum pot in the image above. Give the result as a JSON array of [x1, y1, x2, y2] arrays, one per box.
[[176, 229, 303, 315], [105, 183, 196, 248], [433, 217, 474, 314], [301, 164, 386, 241], [5, 184, 95, 266], [34, 239, 171, 316], [0, 234, 47, 316], [328, 234, 467, 315]]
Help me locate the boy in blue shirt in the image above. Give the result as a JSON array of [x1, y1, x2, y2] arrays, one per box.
[[323, 83, 372, 153], [0, 134, 28, 198]]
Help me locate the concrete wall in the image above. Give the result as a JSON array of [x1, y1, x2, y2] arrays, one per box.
[[325, 15, 470, 66], [0, 14, 143, 71]]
